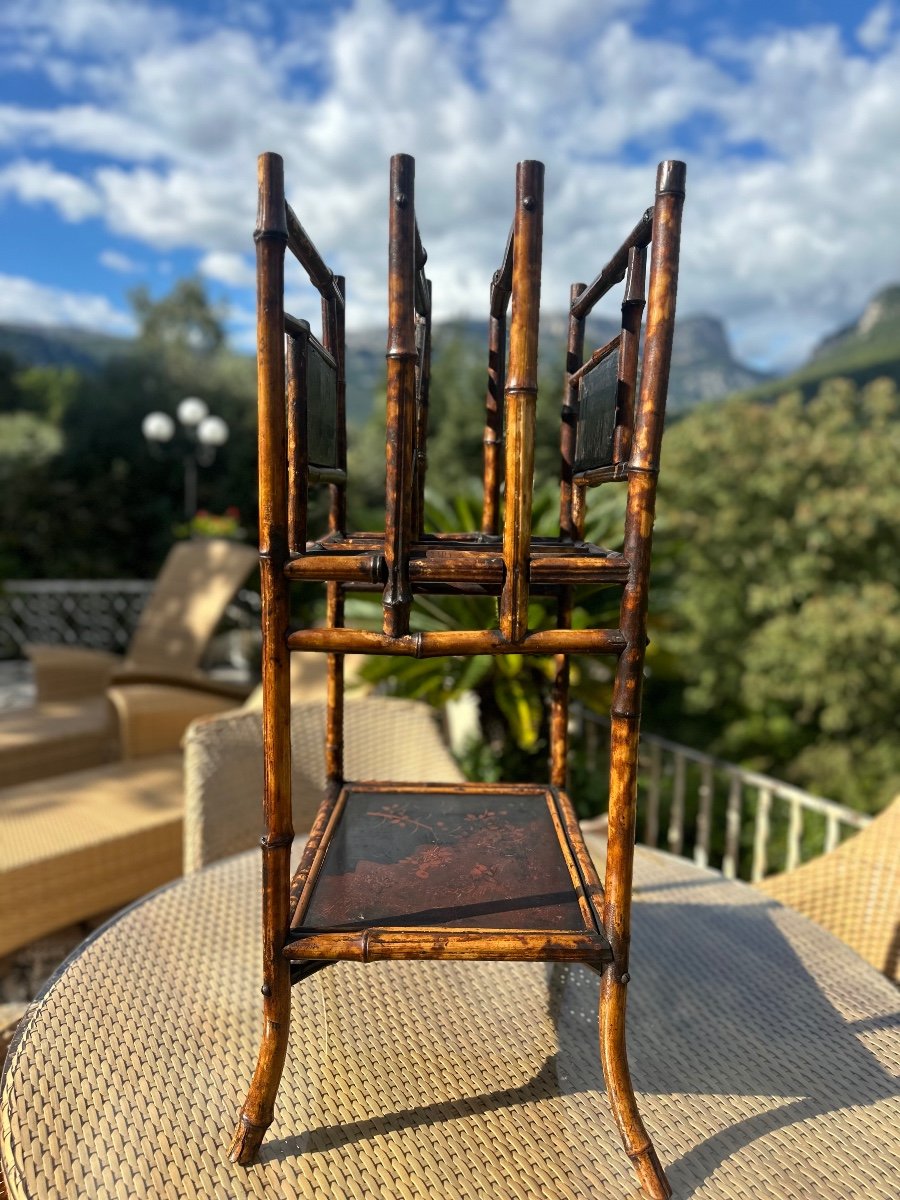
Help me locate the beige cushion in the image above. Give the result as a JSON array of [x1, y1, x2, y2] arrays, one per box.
[[123, 538, 257, 677], [240, 652, 369, 710], [0, 755, 183, 959], [106, 684, 238, 760], [0, 696, 117, 788], [25, 645, 120, 702]]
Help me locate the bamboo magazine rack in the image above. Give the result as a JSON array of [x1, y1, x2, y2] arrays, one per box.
[[230, 150, 685, 1200]]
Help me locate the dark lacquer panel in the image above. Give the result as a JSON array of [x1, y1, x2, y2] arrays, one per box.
[[301, 789, 586, 931], [306, 335, 339, 469], [573, 346, 620, 473]]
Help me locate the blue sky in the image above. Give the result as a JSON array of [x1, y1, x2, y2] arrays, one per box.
[[0, 0, 897, 369]]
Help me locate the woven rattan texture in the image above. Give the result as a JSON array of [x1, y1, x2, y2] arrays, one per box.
[[0, 696, 117, 789], [2, 842, 899, 1199], [758, 796, 900, 982], [0, 755, 183, 959]]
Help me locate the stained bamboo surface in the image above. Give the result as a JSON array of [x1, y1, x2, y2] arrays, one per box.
[[234, 150, 686, 1200], [500, 161, 544, 642], [228, 150, 294, 1165], [382, 154, 418, 637]]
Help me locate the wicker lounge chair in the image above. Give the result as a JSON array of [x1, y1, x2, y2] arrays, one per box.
[[757, 795, 900, 982], [0, 538, 257, 787], [0, 683, 237, 961], [0, 664, 377, 962]]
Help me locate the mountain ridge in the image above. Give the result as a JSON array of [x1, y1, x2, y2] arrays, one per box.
[[4, 283, 897, 422]]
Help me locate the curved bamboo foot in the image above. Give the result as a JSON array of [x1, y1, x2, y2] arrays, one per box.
[[228, 977, 292, 1166], [599, 970, 671, 1200], [228, 1114, 269, 1165]]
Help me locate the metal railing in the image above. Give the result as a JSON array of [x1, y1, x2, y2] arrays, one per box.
[[0, 579, 261, 661], [572, 708, 871, 882], [0, 580, 153, 657]]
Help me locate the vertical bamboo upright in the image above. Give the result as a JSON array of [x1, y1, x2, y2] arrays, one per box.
[[383, 154, 418, 637], [500, 160, 544, 643], [229, 151, 294, 1165], [232, 149, 685, 1200], [550, 279, 587, 789], [323, 274, 346, 794], [601, 160, 685, 1200]]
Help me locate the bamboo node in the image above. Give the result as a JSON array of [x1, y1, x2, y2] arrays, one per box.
[[260, 833, 293, 850]]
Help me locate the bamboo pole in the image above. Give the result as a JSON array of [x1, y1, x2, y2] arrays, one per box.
[[323, 275, 347, 536], [283, 927, 608, 964], [285, 548, 629, 586], [571, 206, 653, 320], [604, 158, 685, 978], [285, 331, 307, 557], [229, 150, 294, 1167], [383, 154, 418, 636], [559, 281, 587, 542], [489, 222, 514, 318], [500, 160, 544, 642], [481, 309, 506, 536], [412, 279, 432, 538], [600, 160, 684, 1200], [285, 200, 342, 308], [321, 274, 347, 792], [483, 221, 514, 533], [551, 280, 588, 789], [613, 247, 647, 465], [567, 332, 620, 386], [287, 627, 625, 658]]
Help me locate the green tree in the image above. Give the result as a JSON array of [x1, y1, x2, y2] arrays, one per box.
[[130, 278, 227, 361], [0, 280, 259, 580], [658, 376, 900, 811]]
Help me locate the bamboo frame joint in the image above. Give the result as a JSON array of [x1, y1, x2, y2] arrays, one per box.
[[260, 833, 293, 851], [254, 228, 288, 244]]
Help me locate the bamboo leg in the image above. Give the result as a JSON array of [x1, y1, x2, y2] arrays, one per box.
[[600, 970, 672, 1199], [230, 151, 294, 1166], [598, 160, 685, 1200], [229, 589, 294, 1167], [599, 717, 671, 1200]]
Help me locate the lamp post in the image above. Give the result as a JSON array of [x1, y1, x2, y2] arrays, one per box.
[[141, 397, 230, 519]]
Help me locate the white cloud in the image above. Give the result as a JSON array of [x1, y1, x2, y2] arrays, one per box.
[[99, 249, 139, 273], [0, 0, 899, 366], [0, 0, 182, 61], [0, 273, 132, 332], [198, 250, 255, 287], [0, 158, 99, 219], [858, 3, 894, 51]]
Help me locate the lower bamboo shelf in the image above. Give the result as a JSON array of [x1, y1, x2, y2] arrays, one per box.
[[285, 782, 611, 966]]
